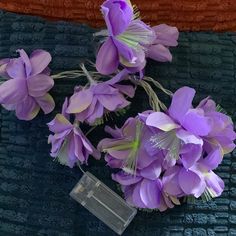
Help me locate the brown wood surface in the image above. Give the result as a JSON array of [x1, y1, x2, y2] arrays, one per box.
[[1, 0, 236, 31]]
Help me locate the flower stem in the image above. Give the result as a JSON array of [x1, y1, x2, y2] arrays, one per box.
[[80, 63, 96, 85], [144, 76, 173, 97], [85, 126, 97, 136]]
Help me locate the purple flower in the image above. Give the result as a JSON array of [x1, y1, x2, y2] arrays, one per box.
[[96, 0, 179, 75], [167, 148, 224, 199], [145, 87, 210, 169], [66, 70, 135, 125], [112, 168, 181, 211], [96, 0, 155, 75], [197, 97, 236, 155], [48, 98, 100, 168], [147, 24, 179, 62], [0, 49, 55, 120], [146, 87, 235, 169], [98, 113, 161, 172]]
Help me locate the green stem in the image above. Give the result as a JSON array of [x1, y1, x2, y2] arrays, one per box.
[[80, 63, 96, 85]]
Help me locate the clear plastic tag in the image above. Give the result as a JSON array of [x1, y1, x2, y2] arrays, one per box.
[[70, 172, 137, 235]]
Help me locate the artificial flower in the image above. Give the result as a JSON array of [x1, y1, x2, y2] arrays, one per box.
[[197, 97, 236, 155], [146, 86, 235, 169], [98, 112, 162, 172], [0, 49, 55, 120], [145, 87, 210, 169], [147, 24, 179, 62], [165, 148, 224, 199], [96, 0, 178, 75], [66, 70, 135, 125], [112, 168, 181, 211], [48, 98, 100, 167]]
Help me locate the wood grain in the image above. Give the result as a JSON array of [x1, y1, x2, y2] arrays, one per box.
[[1, 0, 236, 31]]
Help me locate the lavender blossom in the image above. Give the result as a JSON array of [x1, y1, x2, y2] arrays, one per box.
[[48, 98, 100, 167], [66, 70, 135, 125], [0, 49, 55, 120], [96, 0, 179, 75]]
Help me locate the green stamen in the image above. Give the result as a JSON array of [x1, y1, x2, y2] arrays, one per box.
[[202, 187, 217, 202], [123, 120, 143, 175]]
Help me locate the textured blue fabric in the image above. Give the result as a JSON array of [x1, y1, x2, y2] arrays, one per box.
[[0, 10, 236, 236]]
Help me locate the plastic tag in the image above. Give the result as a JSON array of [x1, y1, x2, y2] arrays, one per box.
[[70, 172, 137, 235]]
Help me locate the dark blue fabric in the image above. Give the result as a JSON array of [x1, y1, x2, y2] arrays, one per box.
[[0, 10, 235, 236]]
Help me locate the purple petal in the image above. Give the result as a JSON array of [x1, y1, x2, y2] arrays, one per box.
[[163, 166, 183, 196], [86, 101, 104, 124], [215, 136, 236, 155], [180, 144, 202, 169], [105, 154, 123, 168], [2, 103, 16, 111], [169, 86, 195, 124], [200, 148, 222, 170], [96, 37, 119, 75], [47, 114, 73, 133], [146, 112, 179, 131], [197, 97, 216, 113], [140, 179, 160, 209], [124, 58, 146, 74], [132, 182, 147, 208], [74, 127, 93, 153], [62, 97, 70, 119], [120, 48, 146, 71], [67, 135, 77, 167], [30, 50, 52, 76], [176, 128, 203, 145], [113, 38, 135, 62], [15, 96, 40, 120], [148, 44, 172, 62], [205, 171, 224, 197], [93, 83, 117, 95], [97, 94, 126, 111], [106, 69, 129, 85], [0, 78, 27, 104], [122, 117, 137, 137], [48, 134, 65, 157], [182, 109, 212, 136], [137, 151, 157, 170], [67, 89, 93, 113], [112, 84, 135, 98], [104, 125, 123, 138], [35, 93, 55, 114], [139, 160, 162, 180], [27, 74, 54, 97], [75, 98, 97, 122], [17, 49, 32, 77], [73, 135, 85, 163], [102, 0, 133, 36], [207, 111, 233, 137], [6, 58, 26, 79], [112, 171, 142, 186], [153, 24, 179, 46], [178, 168, 206, 198]]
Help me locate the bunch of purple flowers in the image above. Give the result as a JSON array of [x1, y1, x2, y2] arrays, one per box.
[[95, 0, 179, 76], [99, 87, 236, 211], [0, 0, 235, 213]]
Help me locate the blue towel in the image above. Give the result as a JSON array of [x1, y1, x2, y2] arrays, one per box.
[[0, 10, 235, 236]]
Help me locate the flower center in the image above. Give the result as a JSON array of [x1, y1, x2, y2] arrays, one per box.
[[150, 130, 181, 160]]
